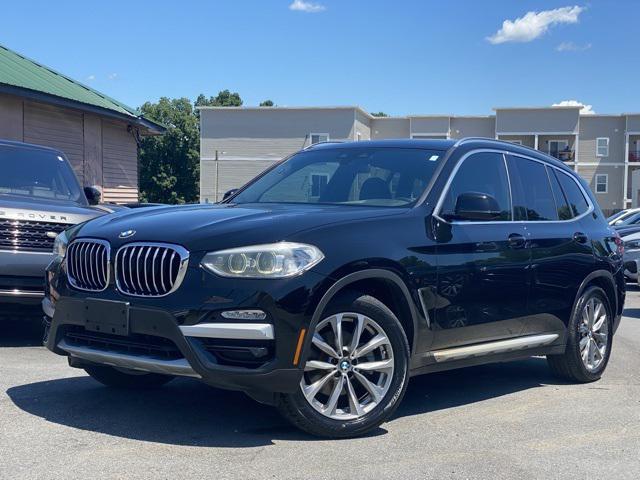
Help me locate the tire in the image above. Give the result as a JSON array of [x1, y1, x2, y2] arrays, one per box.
[[84, 365, 175, 389], [278, 292, 410, 438], [547, 286, 613, 383]]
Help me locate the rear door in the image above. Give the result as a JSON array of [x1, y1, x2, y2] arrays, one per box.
[[432, 151, 530, 349], [506, 155, 595, 335]]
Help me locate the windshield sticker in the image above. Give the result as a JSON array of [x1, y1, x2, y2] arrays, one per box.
[[428, 155, 439, 161]]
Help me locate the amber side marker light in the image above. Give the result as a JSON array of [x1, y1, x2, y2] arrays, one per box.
[[293, 329, 307, 366]]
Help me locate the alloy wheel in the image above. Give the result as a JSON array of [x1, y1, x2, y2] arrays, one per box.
[[578, 297, 609, 371], [300, 312, 395, 420]]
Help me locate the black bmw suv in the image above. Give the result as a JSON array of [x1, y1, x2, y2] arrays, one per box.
[[44, 138, 625, 438]]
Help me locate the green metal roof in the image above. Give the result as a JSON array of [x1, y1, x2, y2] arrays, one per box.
[[0, 44, 163, 132]]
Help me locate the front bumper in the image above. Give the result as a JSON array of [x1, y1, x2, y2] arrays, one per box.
[[44, 260, 332, 402]]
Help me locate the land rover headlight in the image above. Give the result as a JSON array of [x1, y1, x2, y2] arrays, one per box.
[[201, 242, 324, 278], [52, 231, 69, 260]]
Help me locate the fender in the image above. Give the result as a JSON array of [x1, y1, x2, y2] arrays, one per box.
[[572, 269, 617, 318], [302, 269, 421, 363]]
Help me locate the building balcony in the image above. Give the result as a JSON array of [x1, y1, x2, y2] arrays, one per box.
[[548, 149, 575, 162]]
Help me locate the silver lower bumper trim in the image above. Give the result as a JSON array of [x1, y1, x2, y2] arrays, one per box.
[[58, 339, 200, 378], [179, 322, 274, 340], [432, 333, 560, 363], [42, 296, 55, 318], [0, 288, 44, 298]]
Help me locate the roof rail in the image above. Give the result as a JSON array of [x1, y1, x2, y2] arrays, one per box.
[[303, 140, 345, 150]]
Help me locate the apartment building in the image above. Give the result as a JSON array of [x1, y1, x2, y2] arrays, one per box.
[[199, 105, 640, 214]]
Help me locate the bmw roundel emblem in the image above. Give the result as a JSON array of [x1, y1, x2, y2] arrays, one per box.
[[119, 229, 136, 239]]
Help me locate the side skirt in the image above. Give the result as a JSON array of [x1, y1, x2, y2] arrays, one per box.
[[409, 333, 566, 376]]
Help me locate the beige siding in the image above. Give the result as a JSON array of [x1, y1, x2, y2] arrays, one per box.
[[370, 118, 410, 138], [0, 93, 23, 140], [450, 117, 495, 139], [627, 115, 640, 132], [410, 117, 449, 135], [200, 108, 356, 161], [578, 116, 625, 164], [496, 108, 580, 134], [83, 114, 102, 187], [23, 101, 85, 183], [102, 121, 138, 203], [201, 158, 275, 203], [579, 164, 624, 213], [353, 110, 371, 141], [498, 135, 535, 148]]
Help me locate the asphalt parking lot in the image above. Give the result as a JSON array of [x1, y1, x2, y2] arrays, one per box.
[[1, 292, 639, 480]]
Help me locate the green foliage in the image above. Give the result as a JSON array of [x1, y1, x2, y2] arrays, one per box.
[[371, 111, 389, 117], [139, 90, 255, 204], [260, 99, 274, 107]]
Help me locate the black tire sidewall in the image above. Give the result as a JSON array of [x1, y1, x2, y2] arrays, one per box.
[[281, 294, 410, 437]]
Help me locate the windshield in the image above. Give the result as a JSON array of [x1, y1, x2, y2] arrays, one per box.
[[231, 147, 445, 207], [0, 144, 86, 204]]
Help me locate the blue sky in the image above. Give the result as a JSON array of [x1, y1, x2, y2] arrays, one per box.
[[1, 1, 636, 115]]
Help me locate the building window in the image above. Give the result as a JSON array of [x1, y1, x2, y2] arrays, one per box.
[[595, 174, 608, 194], [311, 173, 329, 197], [596, 137, 609, 157], [510, 140, 523, 145], [548, 140, 569, 158], [356, 132, 362, 141], [310, 133, 329, 145]]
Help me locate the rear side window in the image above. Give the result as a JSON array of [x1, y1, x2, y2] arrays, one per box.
[[555, 170, 590, 217], [507, 156, 558, 221], [547, 166, 573, 220], [440, 152, 512, 221]]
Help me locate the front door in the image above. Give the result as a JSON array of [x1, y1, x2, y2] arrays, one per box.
[[431, 151, 530, 350]]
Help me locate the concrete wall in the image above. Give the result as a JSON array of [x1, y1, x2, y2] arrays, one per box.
[[0, 93, 139, 203]]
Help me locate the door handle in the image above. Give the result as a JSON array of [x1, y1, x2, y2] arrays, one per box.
[[507, 233, 526, 249], [573, 232, 588, 244]]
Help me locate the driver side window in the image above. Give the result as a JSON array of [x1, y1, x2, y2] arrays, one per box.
[[440, 152, 512, 221]]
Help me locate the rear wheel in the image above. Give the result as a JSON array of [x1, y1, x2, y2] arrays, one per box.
[[84, 365, 174, 388], [547, 286, 613, 382], [278, 293, 410, 438]]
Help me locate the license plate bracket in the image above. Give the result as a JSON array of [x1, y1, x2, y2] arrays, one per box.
[[84, 298, 130, 336]]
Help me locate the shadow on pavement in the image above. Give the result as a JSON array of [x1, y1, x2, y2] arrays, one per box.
[[7, 356, 563, 447], [0, 316, 44, 347]]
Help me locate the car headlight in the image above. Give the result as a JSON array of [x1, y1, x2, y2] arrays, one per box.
[[200, 242, 324, 278], [624, 239, 640, 251], [53, 231, 69, 260]]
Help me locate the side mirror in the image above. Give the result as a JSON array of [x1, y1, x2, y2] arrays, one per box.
[[222, 188, 239, 202], [453, 192, 502, 221], [84, 186, 102, 206]]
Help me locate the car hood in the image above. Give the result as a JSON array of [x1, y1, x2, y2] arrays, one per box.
[[75, 202, 406, 252], [0, 194, 105, 225]]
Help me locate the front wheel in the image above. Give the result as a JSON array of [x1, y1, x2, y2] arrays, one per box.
[[278, 293, 410, 438], [547, 286, 613, 383]]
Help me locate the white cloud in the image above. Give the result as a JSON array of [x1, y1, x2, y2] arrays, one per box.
[[86, 74, 95, 81], [556, 41, 591, 51], [487, 6, 584, 44], [552, 100, 595, 115], [107, 73, 118, 80], [289, 0, 325, 13]]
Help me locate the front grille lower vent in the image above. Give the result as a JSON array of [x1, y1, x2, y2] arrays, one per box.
[[0, 218, 69, 252], [67, 239, 110, 292], [115, 243, 189, 297]]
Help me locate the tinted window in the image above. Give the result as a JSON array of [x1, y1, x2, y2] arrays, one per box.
[[0, 145, 85, 203], [555, 170, 589, 217], [440, 152, 512, 221], [232, 148, 444, 207], [507, 157, 557, 221], [547, 166, 573, 220]]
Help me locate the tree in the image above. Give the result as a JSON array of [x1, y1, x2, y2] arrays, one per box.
[[138, 97, 200, 204], [195, 89, 243, 108], [371, 111, 389, 117], [260, 99, 274, 107]]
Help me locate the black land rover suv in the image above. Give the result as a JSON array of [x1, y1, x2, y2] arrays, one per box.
[[44, 138, 625, 438]]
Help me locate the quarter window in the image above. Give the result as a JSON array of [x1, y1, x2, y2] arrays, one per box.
[[547, 166, 573, 220], [507, 157, 558, 221], [440, 152, 512, 221], [555, 170, 590, 217], [596, 138, 609, 157], [595, 174, 608, 194]]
